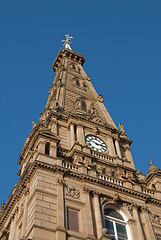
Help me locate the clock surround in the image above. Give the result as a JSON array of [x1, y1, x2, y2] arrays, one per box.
[[85, 134, 107, 152]]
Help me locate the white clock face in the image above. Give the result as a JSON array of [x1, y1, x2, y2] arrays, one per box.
[[85, 135, 107, 152]]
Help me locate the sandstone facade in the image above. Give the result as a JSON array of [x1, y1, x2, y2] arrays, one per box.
[[0, 46, 161, 240]]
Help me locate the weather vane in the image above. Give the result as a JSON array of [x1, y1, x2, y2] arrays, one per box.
[[62, 33, 73, 50]]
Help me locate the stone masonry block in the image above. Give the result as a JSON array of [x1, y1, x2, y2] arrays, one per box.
[[36, 200, 50, 208], [35, 212, 50, 221], [42, 207, 56, 216]]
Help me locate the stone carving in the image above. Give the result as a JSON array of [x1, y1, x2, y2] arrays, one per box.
[[97, 94, 103, 103], [86, 75, 91, 81], [150, 213, 161, 225], [113, 194, 122, 203], [122, 203, 133, 217], [66, 187, 80, 199], [88, 102, 97, 115], [70, 63, 81, 73], [119, 123, 125, 134], [76, 98, 81, 107], [32, 121, 36, 129]]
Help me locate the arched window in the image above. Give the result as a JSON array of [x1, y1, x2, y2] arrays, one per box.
[[81, 101, 87, 111], [72, 64, 76, 70], [104, 208, 128, 240], [45, 142, 50, 155], [76, 79, 80, 87]]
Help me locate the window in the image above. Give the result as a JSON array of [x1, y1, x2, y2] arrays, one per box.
[[45, 142, 50, 155], [81, 101, 87, 111], [72, 64, 76, 70], [76, 79, 80, 87], [104, 208, 128, 240], [67, 209, 79, 232]]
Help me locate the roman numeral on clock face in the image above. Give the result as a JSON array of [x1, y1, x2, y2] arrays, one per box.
[[85, 135, 107, 153]]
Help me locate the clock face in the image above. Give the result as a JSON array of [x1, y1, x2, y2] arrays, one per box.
[[85, 135, 107, 152]]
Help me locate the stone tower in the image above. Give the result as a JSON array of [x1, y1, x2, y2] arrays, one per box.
[[0, 38, 161, 240]]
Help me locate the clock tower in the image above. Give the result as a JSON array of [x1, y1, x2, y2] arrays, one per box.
[[0, 36, 161, 240]]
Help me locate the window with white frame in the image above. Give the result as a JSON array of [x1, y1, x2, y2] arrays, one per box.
[[104, 208, 128, 240]]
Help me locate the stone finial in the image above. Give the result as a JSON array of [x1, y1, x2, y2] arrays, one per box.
[[0, 201, 5, 216], [148, 158, 160, 175], [32, 121, 36, 129], [1, 201, 4, 209], [150, 158, 154, 166], [87, 75, 91, 81], [119, 123, 125, 134]]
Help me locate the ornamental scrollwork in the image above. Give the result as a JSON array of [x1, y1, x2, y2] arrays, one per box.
[[150, 213, 161, 226], [66, 187, 80, 199], [122, 203, 133, 217]]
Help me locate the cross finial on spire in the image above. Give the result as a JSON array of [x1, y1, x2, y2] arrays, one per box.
[[62, 33, 73, 50], [150, 158, 154, 166]]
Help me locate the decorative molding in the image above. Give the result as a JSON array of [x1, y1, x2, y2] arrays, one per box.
[[65, 187, 80, 199], [1, 160, 161, 231], [150, 213, 161, 226], [97, 94, 103, 103], [122, 203, 133, 217], [86, 75, 91, 81]]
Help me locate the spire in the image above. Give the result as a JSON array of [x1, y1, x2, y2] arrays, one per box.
[[61, 33, 73, 50], [47, 46, 117, 128]]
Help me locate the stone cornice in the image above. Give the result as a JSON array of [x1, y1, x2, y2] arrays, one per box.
[[18, 110, 117, 164], [1, 159, 161, 230], [52, 48, 85, 72]]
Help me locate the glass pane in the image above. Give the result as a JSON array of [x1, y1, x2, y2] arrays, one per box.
[[105, 220, 115, 237], [104, 209, 124, 220], [68, 209, 79, 232], [116, 223, 128, 240]]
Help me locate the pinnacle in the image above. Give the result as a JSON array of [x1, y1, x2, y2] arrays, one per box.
[[150, 158, 154, 166]]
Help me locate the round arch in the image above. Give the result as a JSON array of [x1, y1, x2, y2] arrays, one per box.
[[102, 203, 132, 240]]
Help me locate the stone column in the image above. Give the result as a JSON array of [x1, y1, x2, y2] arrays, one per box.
[[83, 188, 94, 238], [132, 205, 145, 240], [140, 206, 156, 240], [37, 141, 45, 154], [56, 173, 66, 240], [50, 142, 57, 158], [21, 189, 29, 239], [70, 122, 75, 148], [106, 136, 116, 157], [76, 124, 85, 145], [115, 139, 122, 158], [51, 120, 57, 134], [93, 193, 102, 239]]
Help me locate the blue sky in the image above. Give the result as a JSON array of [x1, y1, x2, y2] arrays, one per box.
[[0, 1, 161, 203]]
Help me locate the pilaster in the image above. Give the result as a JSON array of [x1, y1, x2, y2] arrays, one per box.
[[93, 192, 103, 239], [106, 136, 116, 157], [56, 173, 66, 240], [132, 204, 145, 240], [8, 207, 18, 240], [69, 122, 75, 148], [51, 119, 57, 134], [140, 206, 156, 240], [115, 139, 122, 158], [21, 188, 29, 240], [76, 123, 85, 145], [83, 188, 94, 238]]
